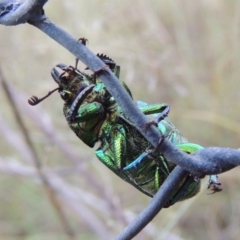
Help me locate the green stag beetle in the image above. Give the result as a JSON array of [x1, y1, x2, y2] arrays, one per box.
[[28, 54, 222, 207]]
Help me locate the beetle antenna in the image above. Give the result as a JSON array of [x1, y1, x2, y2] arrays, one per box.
[[28, 87, 59, 106]]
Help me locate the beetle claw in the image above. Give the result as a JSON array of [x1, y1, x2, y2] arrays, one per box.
[[94, 65, 110, 75], [141, 106, 170, 132], [207, 175, 222, 194]]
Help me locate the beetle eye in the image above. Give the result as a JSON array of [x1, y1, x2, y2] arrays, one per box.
[[60, 91, 71, 101]]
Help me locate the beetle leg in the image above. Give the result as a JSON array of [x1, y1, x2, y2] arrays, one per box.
[[141, 105, 170, 130], [164, 174, 201, 207], [94, 65, 110, 75], [137, 103, 170, 146], [123, 141, 195, 172], [68, 101, 105, 124], [132, 103, 170, 160], [207, 175, 222, 194], [123, 152, 150, 171], [109, 124, 126, 169], [96, 124, 127, 170], [66, 84, 95, 123], [178, 143, 222, 194]]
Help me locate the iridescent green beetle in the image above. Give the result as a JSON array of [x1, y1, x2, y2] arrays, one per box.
[[29, 54, 221, 207]]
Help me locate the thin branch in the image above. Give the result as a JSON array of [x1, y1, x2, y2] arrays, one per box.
[[0, 69, 76, 239], [0, 158, 112, 239], [0, 0, 47, 25], [0, 114, 34, 163], [114, 167, 188, 240], [0, 157, 182, 239]]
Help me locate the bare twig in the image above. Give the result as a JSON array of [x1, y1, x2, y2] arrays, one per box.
[[114, 166, 189, 240], [0, 114, 34, 163], [0, 0, 47, 25], [0, 69, 76, 239], [0, 157, 113, 239]]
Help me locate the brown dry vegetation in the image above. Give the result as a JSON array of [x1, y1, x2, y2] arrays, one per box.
[[0, 0, 240, 239]]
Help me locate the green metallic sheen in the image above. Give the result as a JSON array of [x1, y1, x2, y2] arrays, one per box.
[[51, 54, 216, 207]]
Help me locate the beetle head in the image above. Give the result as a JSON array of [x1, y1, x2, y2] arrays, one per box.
[[51, 64, 93, 104]]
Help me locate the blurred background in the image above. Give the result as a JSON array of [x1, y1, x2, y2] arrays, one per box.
[[0, 0, 240, 239]]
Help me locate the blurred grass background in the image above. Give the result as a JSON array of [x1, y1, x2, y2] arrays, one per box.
[[0, 0, 240, 239]]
